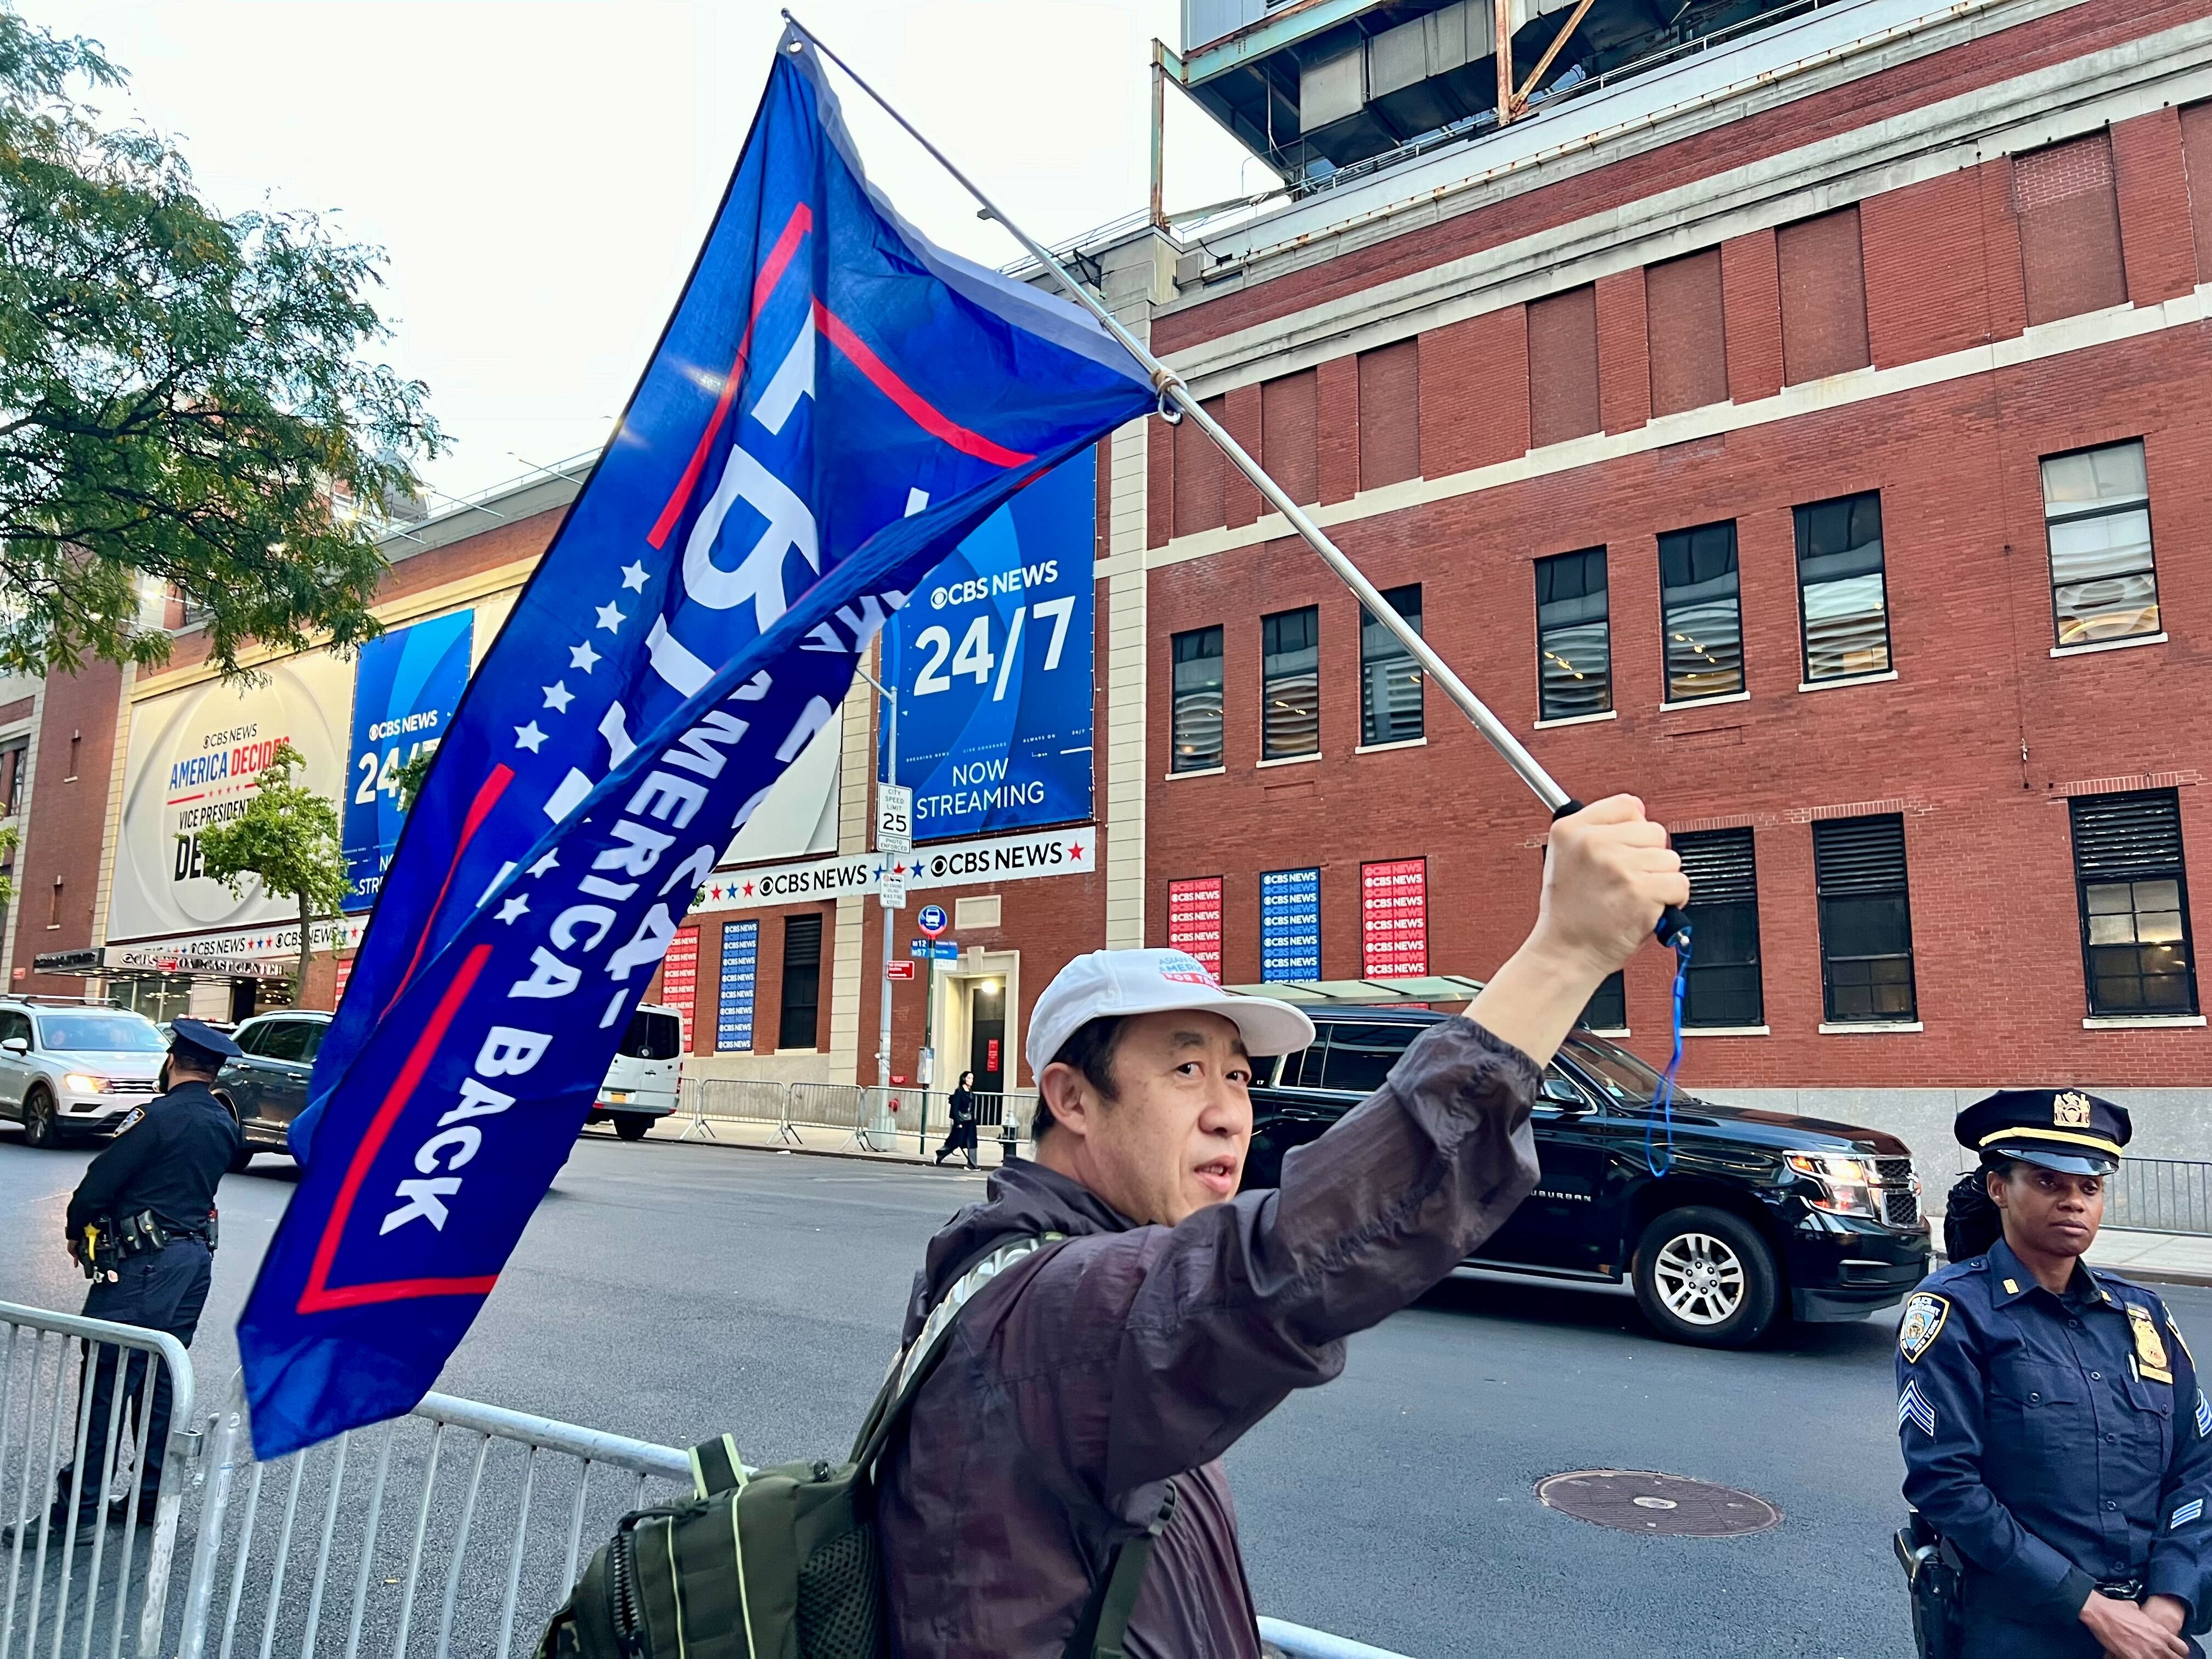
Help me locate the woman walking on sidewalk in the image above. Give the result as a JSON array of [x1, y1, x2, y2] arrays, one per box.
[[934, 1072, 979, 1169]]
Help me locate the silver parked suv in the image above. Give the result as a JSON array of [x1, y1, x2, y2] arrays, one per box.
[[0, 998, 168, 1148]]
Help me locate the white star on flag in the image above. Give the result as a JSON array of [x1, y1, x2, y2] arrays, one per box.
[[569, 641, 601, 673], [620, 561, 650, 592], [528, 850, 560, 878], [595, 602, 626, 634], [542, 681, 574, 713], [514, 721, 547, 753], [496, 894, 530, 924]]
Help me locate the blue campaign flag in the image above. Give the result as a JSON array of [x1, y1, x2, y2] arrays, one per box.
[[881, 448, 1094, 838], [341, 611, 475, 911], [240, 29, 1152, 1457]]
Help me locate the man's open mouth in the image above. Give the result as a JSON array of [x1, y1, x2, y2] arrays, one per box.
[[1194, 1158, 1237, 1196]]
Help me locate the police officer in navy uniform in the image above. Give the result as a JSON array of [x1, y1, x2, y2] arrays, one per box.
[[14, 1018, 242, 1545], [1898, 1089, 2212, 1659]]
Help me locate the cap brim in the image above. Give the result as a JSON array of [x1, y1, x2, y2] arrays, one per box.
[[1991, 1141, 2121, 1177], [1116, 984, 1317, 1060]]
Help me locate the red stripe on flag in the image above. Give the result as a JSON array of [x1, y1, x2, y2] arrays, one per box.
[[646, 202, 816, 550], [385, 765, 514, 1015], [812, 302, 1036, 468], [297, 942, 496, 1314]]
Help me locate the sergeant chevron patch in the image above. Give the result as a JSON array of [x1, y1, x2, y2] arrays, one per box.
[[2197, 1390, 2211, 1439], [2173, 1498, 2204, 1529], [1898, 1379, 1937, 1437]]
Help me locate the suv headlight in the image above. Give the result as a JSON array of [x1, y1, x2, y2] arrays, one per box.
[[1786, 1152, 1892, 1219], [60, 1073, 110, 1096]]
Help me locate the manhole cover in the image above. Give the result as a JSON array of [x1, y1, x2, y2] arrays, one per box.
[[1536, 1470, 1782, 1537]]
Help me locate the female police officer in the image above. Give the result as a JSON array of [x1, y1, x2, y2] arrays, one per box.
[[1900, 1090, 2212, 1658]]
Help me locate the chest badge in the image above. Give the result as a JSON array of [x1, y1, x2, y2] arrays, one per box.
[[2054, 1091, 2093, 1128], [1899, 1293, 1949, 1363], [2130, 1305, 2175, 1384]]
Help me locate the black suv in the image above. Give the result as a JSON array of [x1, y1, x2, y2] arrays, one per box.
[[1244, 1008, 1930, 1347]]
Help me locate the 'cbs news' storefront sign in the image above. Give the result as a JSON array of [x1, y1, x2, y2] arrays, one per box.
[[702, 824, 1095, 910]]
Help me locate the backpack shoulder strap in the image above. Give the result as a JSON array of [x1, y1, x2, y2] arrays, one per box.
[[1062, 1484, 1178, 1659], [850, 1231, 1065, 1470], [687, 1432, 747, 1499]]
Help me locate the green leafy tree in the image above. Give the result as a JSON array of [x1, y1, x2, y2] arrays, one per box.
[[193, 741, 346, 1000], [392, 745, 435, 812], [0, 7, 442, 679]]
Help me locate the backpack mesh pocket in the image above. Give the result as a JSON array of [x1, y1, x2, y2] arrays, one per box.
[[794, 1527, 883, 1658]]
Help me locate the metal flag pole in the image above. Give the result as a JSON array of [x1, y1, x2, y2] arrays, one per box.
[[778, 13, 1687, 949]]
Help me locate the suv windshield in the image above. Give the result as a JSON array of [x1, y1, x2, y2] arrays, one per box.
[[1559, 1029, 1665, 1107], [38, 1013, 165, 1053]]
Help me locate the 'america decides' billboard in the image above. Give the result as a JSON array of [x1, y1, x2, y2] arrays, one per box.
[[879, 448, 1093, 839]]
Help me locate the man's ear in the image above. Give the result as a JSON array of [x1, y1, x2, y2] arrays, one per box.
[[1038, 1060, 1092, 1140]]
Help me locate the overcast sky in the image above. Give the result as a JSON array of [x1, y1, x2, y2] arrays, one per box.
[[34, 1, 1255, 501]]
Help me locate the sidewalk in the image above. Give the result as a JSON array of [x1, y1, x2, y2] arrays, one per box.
[[631, 1122, 2212, 1288]]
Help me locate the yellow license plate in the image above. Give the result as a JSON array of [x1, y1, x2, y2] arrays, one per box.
[[606, 1090, 629, 1103]]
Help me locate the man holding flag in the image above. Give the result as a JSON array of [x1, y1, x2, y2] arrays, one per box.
[[244, 26, 1157, 1459]]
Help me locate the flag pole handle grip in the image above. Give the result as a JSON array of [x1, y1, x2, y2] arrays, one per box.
[[1550, 799, 1690, 949]]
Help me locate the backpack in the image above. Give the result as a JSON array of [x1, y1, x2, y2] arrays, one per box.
[[537, 1233, 1177, 1659]]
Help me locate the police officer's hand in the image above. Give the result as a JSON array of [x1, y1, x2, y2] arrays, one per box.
[[2080, 1590, 2190, 1658]]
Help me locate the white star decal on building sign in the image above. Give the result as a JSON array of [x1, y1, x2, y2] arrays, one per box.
[[620, 561, 650, 592], [528, 849, 560, 878], [569, 640, 601, 673], [542, 681, 574, 713], [514, 721, 547, 753], [595, 602, 627, 634], [496, 894, 531, 924]]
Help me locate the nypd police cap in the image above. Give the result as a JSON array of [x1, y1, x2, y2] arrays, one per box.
[[1955, 1087, 2131, 1176], [168, 1017, 243, 1073]]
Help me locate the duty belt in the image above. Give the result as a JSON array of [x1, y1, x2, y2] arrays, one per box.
[[2096, 1578, 2147, 1601]]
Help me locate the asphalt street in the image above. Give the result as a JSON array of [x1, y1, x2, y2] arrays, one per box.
[[6, 1125, 2200, 1658]]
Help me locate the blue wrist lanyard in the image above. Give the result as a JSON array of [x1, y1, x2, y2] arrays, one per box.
[[1644, 926, 1693, 1178]]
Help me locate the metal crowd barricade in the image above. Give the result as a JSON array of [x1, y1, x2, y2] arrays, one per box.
[[2105, 1156, 2212, 1236], [0, 1300, 194, 1659], [1257, 1617, 1416, 1659], [175, 1373, 689, 1659], [783, 1082, 876, 1150], [676, 1077, 795, 1146]]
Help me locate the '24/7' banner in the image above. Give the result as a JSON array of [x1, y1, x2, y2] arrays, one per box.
[[341, 611, 474, 911], [880, 447, 1094, 839], [239, 28, 1153, 1457]]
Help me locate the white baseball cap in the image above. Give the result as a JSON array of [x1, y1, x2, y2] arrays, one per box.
[[1024, 949, 1317, 1080]]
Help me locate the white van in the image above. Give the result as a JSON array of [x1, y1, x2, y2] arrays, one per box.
[[584, 1003, 684, 1141]]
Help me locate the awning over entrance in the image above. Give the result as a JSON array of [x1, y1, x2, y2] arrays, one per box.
[[35, 945, 291, 981], [1226, 975, 1485, 1005]]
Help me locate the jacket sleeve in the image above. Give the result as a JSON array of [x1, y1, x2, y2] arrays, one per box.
[[64, 1113, 163, 1237], [1898, 1291, 2096, 1621], [2146, 1297, 2212, 1622], [1003, 1017, 1539, 1503]]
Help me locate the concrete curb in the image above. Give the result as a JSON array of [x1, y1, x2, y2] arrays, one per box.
[[583, 1124, 1018, 1175]]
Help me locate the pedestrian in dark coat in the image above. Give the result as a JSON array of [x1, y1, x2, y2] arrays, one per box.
[[934, 1071, 979, 1168], [878, 797, 1687, 1656]]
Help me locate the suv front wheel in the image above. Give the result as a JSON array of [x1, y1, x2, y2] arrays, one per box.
[[22, 1087, 61, 1150], [1631, 1205, 1781, 1348]]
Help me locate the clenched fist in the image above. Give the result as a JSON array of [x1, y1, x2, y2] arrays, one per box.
[[1535, 796, 1691, 981]]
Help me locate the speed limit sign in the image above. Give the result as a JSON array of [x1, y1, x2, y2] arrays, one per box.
[[877, 783, 912, 854]]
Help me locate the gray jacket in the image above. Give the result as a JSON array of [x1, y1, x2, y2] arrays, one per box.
[[877, 1017, 1542, 1657]]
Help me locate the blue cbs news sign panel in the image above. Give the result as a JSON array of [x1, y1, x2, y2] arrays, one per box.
[[881, 450, 1094, 839], [341, 610, 473, 910]]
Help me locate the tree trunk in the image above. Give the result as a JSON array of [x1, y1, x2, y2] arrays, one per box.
[[296, 886, 313, 1004]]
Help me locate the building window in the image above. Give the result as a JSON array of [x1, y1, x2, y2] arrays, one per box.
[[0, 738, 25, 816], [1536, 549, 1611, 720], [1674, 828, 1762, 1027], [1170, 626, 1224, 772], [2070, 789, 2198, 1017], [1658, 522, 1743, 703], [2013, 132, 2127, 327], [1813, 815, 1916, 1023], [1359, 585, 1423, 746], [47, 878, 61, 928], [1794, 492, 1891, 682], [1579, 970, 1627, 1032], [777, 913, 823, 1049], [2041, 440, 2158, 648], [1261, 606, 1320, 759]]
